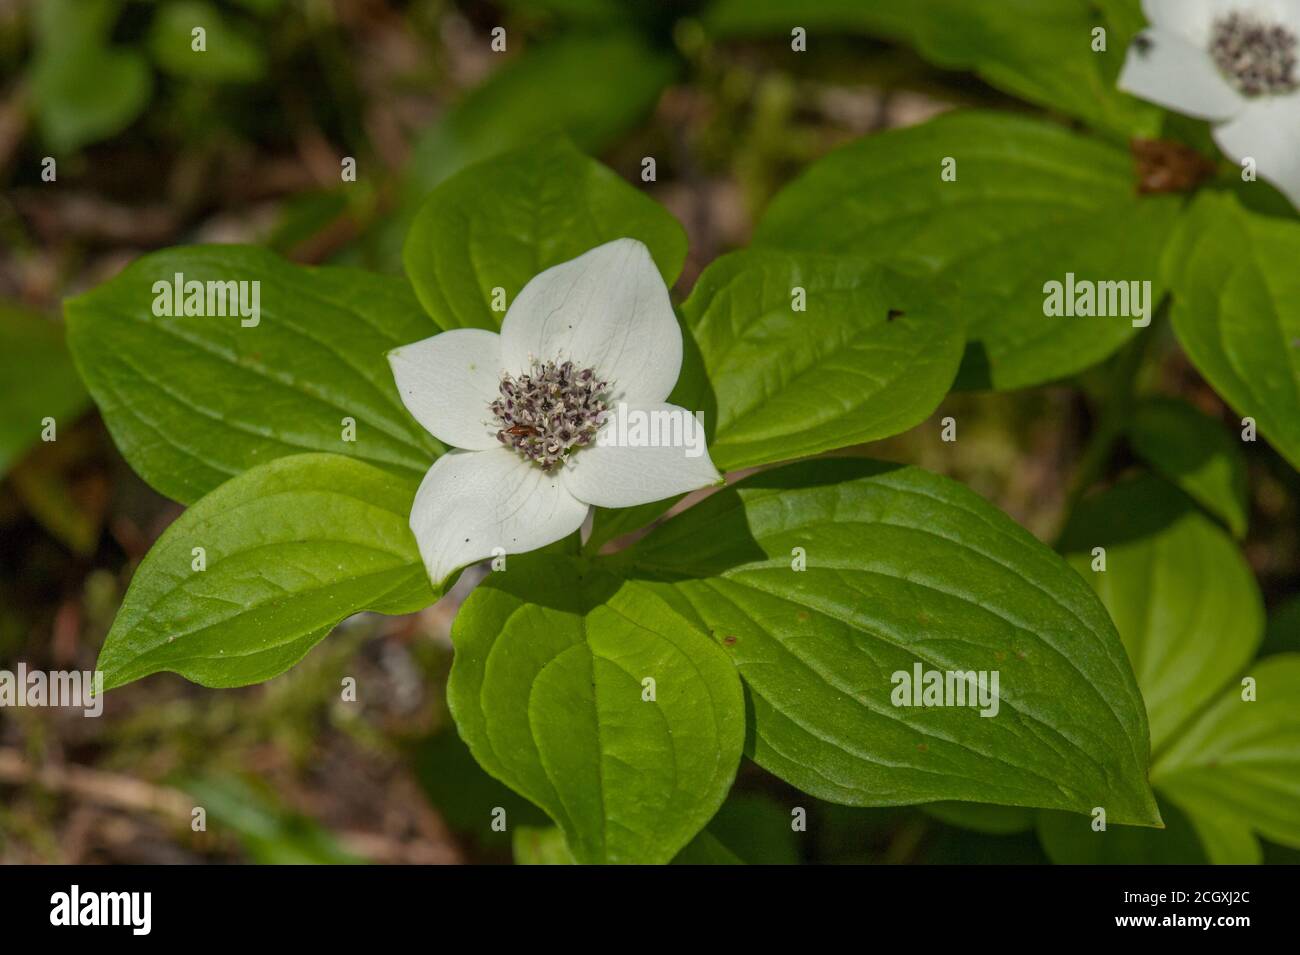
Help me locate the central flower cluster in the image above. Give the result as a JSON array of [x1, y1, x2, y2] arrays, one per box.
[[1210, 12, 1299, 95], [490, 359, 610, 471]]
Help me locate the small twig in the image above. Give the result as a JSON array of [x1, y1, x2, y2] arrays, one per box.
[[0, 748, 192, 818]]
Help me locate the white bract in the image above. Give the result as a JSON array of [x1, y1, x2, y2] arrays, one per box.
[[389, 238, 721, 585], [1120, 0, 1300, 207]]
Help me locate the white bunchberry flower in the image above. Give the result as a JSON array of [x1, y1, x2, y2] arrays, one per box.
[[389, 238, 722, 585], [1120, 0, 1300, 207]]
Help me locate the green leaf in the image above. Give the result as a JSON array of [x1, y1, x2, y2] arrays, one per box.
[[1126, 398, 1249, 538], [0, 304, 89, 475], [670, 831, 745, 865], [755, 111, 1180, 391], [65, 245, 442, 504], [513, 826, 576, 865], [1036, 799, 1210, 864], [1182, 812, 1263, 866], [924, 801, 1035, 835], [675, 250, 963, 470], [513, 824, 745, 865], [1153, 654, 1300, 851], [1164, 192, 1300, 471], [623, 458, 1160, 825], [405, 32, 677, 197], [1093, 0, 1147, 43], [448, 555, 745, 864], [1057, 472, 1279, 865], [183, 775, 364, 864], [28, 0, 151, 151], [1060, 475, 1264, 752], [148, 0, 266, 83], [703, 0, 1161, 138], [95, 453, 435, 690], [404, 138, 687, 332], [412, 729, 550, 849], [705, 792, 801, 863]]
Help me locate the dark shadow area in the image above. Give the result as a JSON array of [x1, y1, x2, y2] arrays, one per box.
[[1058, 471, 1198, 553], [952, 339, 993, 391]]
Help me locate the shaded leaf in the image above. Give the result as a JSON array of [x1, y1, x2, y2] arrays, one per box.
[[0, 304, 89, 475], [406, 32, 676, 197], [1060, 475, 1263, 752], [1126, 398, 1249, 538], [1036, 799, 1209, 864], [923, 801, 1035, 835]]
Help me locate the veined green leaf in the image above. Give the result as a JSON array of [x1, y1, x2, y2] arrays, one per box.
[[448, 556, 745, 864], [675, 250, 963, 469], [404, 138, 687, 332], [66, 245, 442, 504], [1060, 475, 1263, 753], [96, 453, 435, 690], [1153, 655, 1300, 851], [755, 111, 1180, 391], [623, 458, 1160, 825], [1164, 192, 1300, 471]]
